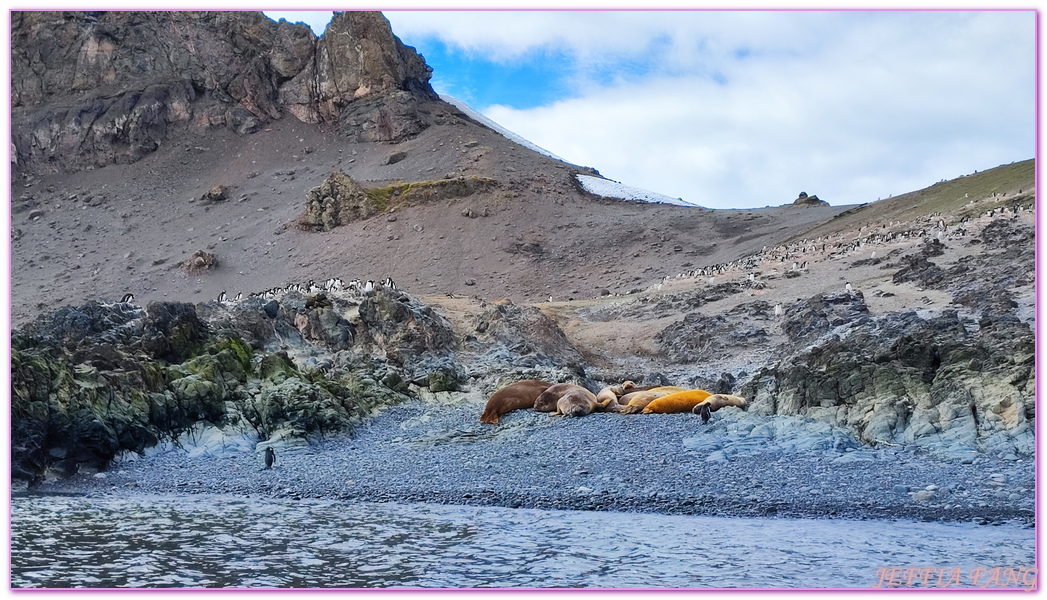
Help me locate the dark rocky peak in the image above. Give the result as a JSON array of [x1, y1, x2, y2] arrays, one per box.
[[11, 10, 438, 176], [12, 11, 312, 109], [792, 191, 829, 207]]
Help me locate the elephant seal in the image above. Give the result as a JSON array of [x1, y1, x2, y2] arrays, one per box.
[[596, 381, 660, 411], [596, 381, 636, 406], [619, 386, 687, 414], [692, 394, 747, 415], [642, 389, 714, 414], [480, 379, 553, 424], [534, 383, 601, 412], [552, 388, 601, 417]]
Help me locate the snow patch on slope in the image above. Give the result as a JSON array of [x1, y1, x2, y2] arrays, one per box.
[[576, 175, 704, 208], [442, 95, 703, 208]]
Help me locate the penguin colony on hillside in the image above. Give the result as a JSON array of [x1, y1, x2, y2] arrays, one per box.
[[637, 198, 1032, 299], [108, 277, 402, 307], [217, 277, 400, 304], [111, 196, 1027, 308]]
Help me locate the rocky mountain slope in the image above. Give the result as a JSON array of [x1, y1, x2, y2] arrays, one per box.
[[9, 10, 1036, 493], [11, 10, 848, 327]]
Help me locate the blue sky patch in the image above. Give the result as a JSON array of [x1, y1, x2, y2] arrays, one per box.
[[415, 41, 574, 110]]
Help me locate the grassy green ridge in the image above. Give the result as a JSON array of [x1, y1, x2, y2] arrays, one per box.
[[364, 176, 498, 211], [792, 159, 1034, 242]]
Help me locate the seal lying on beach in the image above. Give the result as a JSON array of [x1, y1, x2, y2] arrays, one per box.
[[617, 386, 687, 414], [533, 383, 611, 414], [642, 389, 714, 414], [691, 394, 747, 415], [594, 381, 664, 412], [480, 379, 553, 424], [596, 381, 636, 406], [551, 387, 602, 417]]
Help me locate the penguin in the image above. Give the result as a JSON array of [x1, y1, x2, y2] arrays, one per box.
[[698, 403, 711, 424], [120, 293, 135, 303], [217, 291, 227, 303], [234, 292, 242, 302], [264, 446, 275, 470]]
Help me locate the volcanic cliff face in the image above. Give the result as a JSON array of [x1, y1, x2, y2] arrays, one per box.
[[11, 10, 437, 176]]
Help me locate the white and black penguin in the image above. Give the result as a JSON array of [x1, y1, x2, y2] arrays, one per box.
[[120, 293, 135, 304], [234, 292, 243, 302], [698, 403, 711, 424], [217, 291, 227, 303], [264, 447, 275, 469]]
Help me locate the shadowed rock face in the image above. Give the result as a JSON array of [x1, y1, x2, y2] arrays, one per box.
[[11, 10, 437, 175], [741, 306, 1034, 461], [9, 284, 467, 484]]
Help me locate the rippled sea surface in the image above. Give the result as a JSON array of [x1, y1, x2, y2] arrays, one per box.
[[11, 494, 1035, 589]]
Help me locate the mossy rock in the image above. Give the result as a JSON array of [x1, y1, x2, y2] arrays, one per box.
[[259, 351, 299, 382], [142, 302, 208, 363], [365, 176, 497, 210], [209, 336, 253, 371], [258, 377, 354, 437], [427, 368, 462, 393], [302, 172, 378, 231], [302, 173, 499, 231]]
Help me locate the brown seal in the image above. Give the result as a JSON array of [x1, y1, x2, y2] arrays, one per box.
[[596, 381, 635, 406], [552, 388, 601, 417], [642, 389, 714, 414], [619, 386, 687, 414], [691, 394, 747, 415], [480, 379, 553, 424], [598, 382, 666, 413], [534, 383, 603, 412]]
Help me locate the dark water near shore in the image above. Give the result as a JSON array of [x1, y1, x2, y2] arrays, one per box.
[[11, 494, 1035, 589]]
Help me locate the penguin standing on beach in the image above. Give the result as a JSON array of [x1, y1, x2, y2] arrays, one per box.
[[264, 447, 276, 469], [698, 403, 711, 425]]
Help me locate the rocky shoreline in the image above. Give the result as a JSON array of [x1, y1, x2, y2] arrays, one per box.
[[34, 399, 1034, 527], [11, 209, 1035, 532]]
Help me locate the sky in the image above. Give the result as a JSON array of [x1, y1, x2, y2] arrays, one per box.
[[264, 8, 1035, 210]]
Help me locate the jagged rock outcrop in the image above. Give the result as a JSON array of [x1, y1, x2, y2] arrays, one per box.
[[301, 173, 501, 230], [655, 301, 775, 363], [301, 172, 378, 231], [472, 300, 585, 371], [10, 296, 419, 484], [11, 10, 437, 176], [792, 191, 828, 206], [280, 11, 437, 131], [741, 299, 1034, 461]]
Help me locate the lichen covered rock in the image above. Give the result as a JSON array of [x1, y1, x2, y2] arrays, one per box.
[[741, 309, 1034, 460], [301, 172, 378, 230]]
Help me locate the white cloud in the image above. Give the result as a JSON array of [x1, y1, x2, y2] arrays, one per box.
[[469, 11, 1033, 208], [263, 9, 1033, 209]]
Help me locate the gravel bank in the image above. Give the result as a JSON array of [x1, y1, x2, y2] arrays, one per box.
[[38, 400, 1035, 527]]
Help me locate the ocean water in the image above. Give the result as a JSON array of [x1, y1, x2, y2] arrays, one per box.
[[11, 494, 1035, 589]]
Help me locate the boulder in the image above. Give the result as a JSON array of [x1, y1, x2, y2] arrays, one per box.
[[301, 172, 378, 230], [181, 249, 218, 274]]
